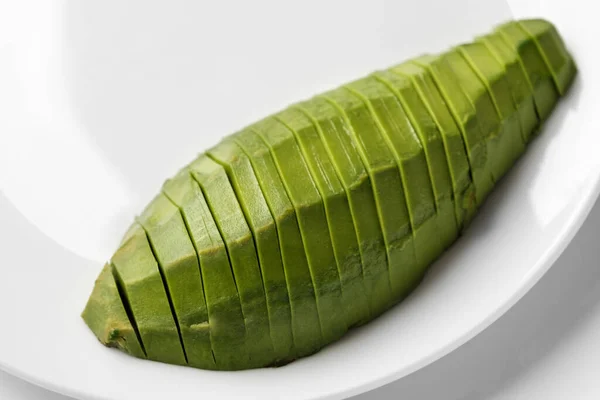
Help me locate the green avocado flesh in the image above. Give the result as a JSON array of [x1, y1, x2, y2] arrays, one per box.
[[497, 21, 560, 122], [162, 171, 246, 369], [247, 119, 348, 344], [111, 223, 186, 365], [137, 193, 213, 368], [206, 141, 294, 361], [477, 32, 539, 143], [413, 53, 496, 205], [83, 18, 576, 370], [232, 130, 324, 361], [323, 87, 419, 303], [81, 263, 146, 359], [294, 97, 392, 317], [274, 108, 371, 328], [388, 62, 476, 229], [188, 156, 275, 365]]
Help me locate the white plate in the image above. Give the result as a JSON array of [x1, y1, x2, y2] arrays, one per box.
[[0, 0, 595, 399]]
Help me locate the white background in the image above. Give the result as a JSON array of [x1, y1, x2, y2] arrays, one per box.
[[3, 195, 600, 400], [1, 0, 597, 398]]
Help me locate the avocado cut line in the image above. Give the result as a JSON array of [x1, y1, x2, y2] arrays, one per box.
[[441, 50, 501, 188], [518, 21, 567, 95], [273, 111, 371, 327], [320, 87, 420, 306], [457, 43, 528, 182], [457, 48, 505, 127], [189, 155, 276, 366], [272, 114, 348, 288], [136, 221, 189, 365], [409, 59, 480, 187], [454, 47, 509, 181], [81, 263, 146, 358], [110, 223, 187, 365], [319, 94, 395, 297], [292, 98, 391, 318], [371, 74, 439, 203], [494, 31, 542, 124], [233, 131, 324, 358], [341, 84, 424, 220], [373, 70, 459, 258], [291, 104, 373, 320], [496, 24, 559, 123], [110, 262, 147, 357], [205, 151, 276, 348], [373, 73, 454, 217], [189, 161, 274, 363], [217, 139, 301, 352], [412, 57, 491, 204], [387, 65, 476, 229], [270, 114, 348, 269], [161, 189, 217, 367], [478, 35, 537, 144], [342, 82, 439, 277], [188, 169, 244, 318], [161, 170, 248, 369], [249, 124, 347, 342], [207, 140, 295, 360]]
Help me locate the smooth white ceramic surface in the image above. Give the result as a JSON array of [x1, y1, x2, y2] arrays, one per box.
[[5, 179, 600, 400], [0, 0, 595, 399]]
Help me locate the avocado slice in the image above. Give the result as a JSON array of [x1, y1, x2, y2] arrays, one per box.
[[413, 55, 495, 205], [162, 171, 246, 370], [136, 194, 214, 369], [82, 263, 146, 359], [496, 22, 559, 122], [188, 156, 275, 365], [387, 62, 476, 230], [111, 223, 186, 365], [458, 42, 526, 180], [233, 130, 323, 358], [478, 33, 539, 143], [373, 69, 458, 251], [206, 141, 294, 362], [274, 107, 371, 328], [245, 119, 348, 343], [519, 19, 577, 96], [344, 79, 442, 275], [293, 98, 392, 317], [322, 87, 419, 302], [443, 49, 507, 185]]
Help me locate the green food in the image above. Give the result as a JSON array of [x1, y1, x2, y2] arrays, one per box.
[[294, 97, 392, 317], [188, 156, 275, 365], [207, 140, 294, 361], [83, 19, 576, 370], [497, 21, 560, 121], [324, 86, 419, 304], [274, 107, 371, 328], [137, 194, 213, 368], [375, 69, 458, 251], [162, 171, 247, 369], [233, 130, 323, 359]]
